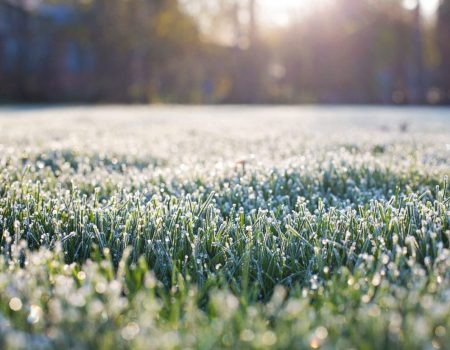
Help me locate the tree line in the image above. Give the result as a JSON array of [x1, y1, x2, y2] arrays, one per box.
[[1, 0, 449, 104]]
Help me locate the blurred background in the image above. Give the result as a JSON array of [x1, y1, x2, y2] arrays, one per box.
[[0, 0, 449, 105]]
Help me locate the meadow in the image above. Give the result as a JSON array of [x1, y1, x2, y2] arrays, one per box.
[[0, 106, 449, 349]]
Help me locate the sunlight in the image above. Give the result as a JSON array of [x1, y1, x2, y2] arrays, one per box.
[[259, 0, 311, 27], [260, 0, 440, 27], [421, 0, 440, 17]]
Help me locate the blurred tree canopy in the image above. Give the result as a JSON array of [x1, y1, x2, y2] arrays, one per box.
[[0, 0, 449, 104], [73, 0, 203, 102], [437, 0, 450, 102]]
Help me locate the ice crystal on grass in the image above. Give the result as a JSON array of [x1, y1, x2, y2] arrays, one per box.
[[0, 107, 448, 349]]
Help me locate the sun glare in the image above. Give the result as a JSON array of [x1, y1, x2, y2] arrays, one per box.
[[259, 0, 440, 27], [259, 0, 310, 26]]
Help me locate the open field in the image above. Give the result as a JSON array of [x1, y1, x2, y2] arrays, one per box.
[[0, 106, 449, 349]]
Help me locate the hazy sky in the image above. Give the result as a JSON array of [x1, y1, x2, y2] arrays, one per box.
[[259, 0, 441, 27]]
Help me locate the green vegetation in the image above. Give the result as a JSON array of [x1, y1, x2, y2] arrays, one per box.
[[0, 107, 449, 349]]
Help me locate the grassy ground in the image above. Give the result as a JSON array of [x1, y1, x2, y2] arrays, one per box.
[[0, 106, 449, 349]]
